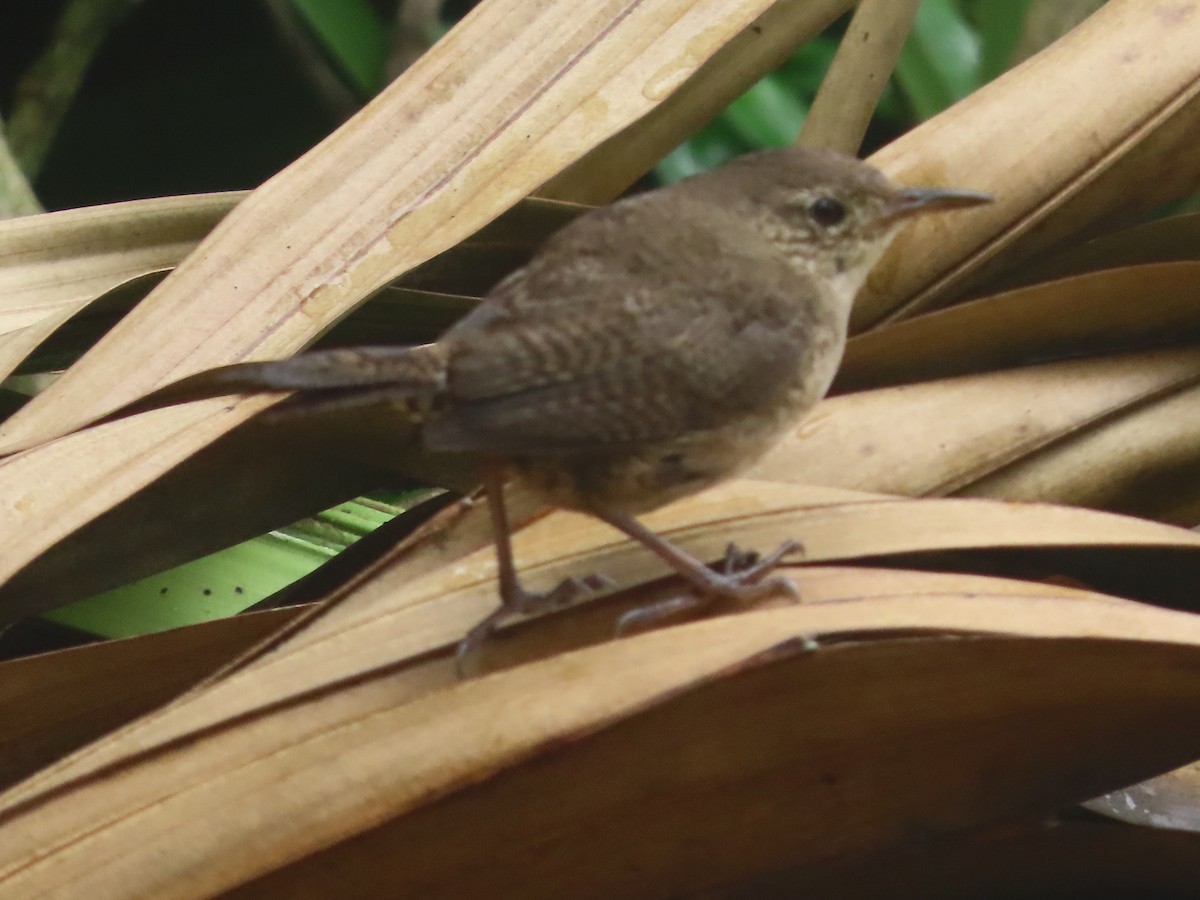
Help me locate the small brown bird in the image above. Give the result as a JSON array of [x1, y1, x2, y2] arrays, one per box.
[[152, 147, 991, 659]]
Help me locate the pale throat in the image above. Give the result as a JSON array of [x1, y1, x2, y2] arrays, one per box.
[[813, 226, 902, 311], [784, 227, 900, 319]]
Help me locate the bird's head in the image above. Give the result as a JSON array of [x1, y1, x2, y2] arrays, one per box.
[[683, 146, 992, 297]]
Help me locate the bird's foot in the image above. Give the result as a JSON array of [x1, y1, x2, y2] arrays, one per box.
[[716, 539, 805, 582], [456, 572, 614, 676], [617, 539, 804, 635], [510, 572, 616, 616]]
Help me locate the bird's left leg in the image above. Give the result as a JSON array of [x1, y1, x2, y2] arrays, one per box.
[[457, 466, 611, 672]]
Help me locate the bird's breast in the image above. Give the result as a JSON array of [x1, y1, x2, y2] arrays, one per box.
[[510, 372, 830, 517]]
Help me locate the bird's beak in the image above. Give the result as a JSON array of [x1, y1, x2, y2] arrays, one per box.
[[882, 186, 993, 223]]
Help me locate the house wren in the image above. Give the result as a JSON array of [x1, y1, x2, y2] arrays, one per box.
[[142, 147, 991, 659]]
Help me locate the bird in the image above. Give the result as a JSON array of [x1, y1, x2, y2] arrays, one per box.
[[124, 147, 992, 663]]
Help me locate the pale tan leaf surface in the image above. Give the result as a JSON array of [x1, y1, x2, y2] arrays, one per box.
[[1, 200, 577, 409], [755, 346, 1200, 510], [838, 263, 1200, 393], [15, 271, 166, 375], [967, 82, 1200, 303], [5, 598, 1200, 898], [0, 481, 544, 801], [0, 191, 577, 381], [859, 0, 1200, 329], [0, 566, 1105, 800], [12, 480, 1200, 808], [541, 0, 855, 203], [996, 212, 1200, 290], [229, 634, 1200, 899], [0, 608, 301, 791], [212, 479, 1200, 691], [963, 380, 1200, 523], [30, 282, 474, 376], [0, 195, 581, 447], [0, 193, 238, 380]]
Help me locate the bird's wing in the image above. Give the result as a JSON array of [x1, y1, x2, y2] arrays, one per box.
[[425, 275, 822, 455]]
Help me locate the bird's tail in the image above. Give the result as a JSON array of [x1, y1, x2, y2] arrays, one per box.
[[148, 344, 440, 400], [109, 343, 450, 424], [0, 345, 450, 458]]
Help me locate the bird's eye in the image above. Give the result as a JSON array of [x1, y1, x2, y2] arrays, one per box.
[[809, 196, 847, 227]]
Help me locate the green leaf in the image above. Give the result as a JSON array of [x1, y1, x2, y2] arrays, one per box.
[[655, 118, 747, 183], [896, 0, 982, 119], [777, 36, 840, 97], [43, 497, 404, 638], [967, 0, 1031, 82], [723, 76, 809, 149], [290, 0, 388, 95]]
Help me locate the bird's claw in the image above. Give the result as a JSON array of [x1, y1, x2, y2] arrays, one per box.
[[534, 572, 615, 611], [717, 539, 804, 583], [456, 571, 615, 677], [616, 594, 706, 636]]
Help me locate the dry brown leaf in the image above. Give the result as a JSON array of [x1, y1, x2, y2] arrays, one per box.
[[541, 0, 855, 203], [838, 262, 1200, 392], [0, 192, 579, 380], [997, 211, 1200, 289], [963, 381, 1200, 523], [13, 480, 1199, 807], [0, 193, 238, 380], [0, 608, 301, 791], [860, 0, 1200, 328], [756, 346, 1200, 509], [0, 397, 287, 619], [4, 597, 1200, 897], [799, 0, 920, 152], [0, 565, 1107, 800]]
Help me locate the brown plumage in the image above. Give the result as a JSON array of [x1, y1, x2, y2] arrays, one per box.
[[141, 147, 991, 664]]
